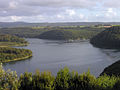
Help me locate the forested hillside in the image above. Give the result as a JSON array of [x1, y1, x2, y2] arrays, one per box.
[[0, 34, 27, 43], [0, 26, 105, 39], [0, 34, 28, 46], [90, 26, 120, 48], [39, 29, 97, 40], [0, 34, 32, 62], [101, 60, 120, 76], [0, 47, 32, 63]]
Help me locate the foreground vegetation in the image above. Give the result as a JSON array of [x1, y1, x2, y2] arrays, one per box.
[[1, 64, 120, 90], [0, 47, 32, 63], [90, 26, 120, 49]]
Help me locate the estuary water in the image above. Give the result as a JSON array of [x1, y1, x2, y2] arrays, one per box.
[[3, 38, 120, 77]]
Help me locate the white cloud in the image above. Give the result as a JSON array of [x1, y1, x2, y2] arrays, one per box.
[[23, 0, 98, 8], [103, 0, 120, 8], [56, 14, 65, 19], [0, 0, 120, 22], [79, 14, 84, 19], [2, 11, 7, 13], [105, 8, 117, 18], [9, 1, 18, 9], [10, 16, 22, 21], [66, 9, 76, 16]]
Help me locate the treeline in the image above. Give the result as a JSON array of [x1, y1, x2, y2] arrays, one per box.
[[0, 34, 27, 44], [39, 30, 99, 40], [0, 47, 32, 63], [39, 30, 76, 40], [0, 65, 120, 90], [0, 26, 104, 39], [90, 26, 120, 48]]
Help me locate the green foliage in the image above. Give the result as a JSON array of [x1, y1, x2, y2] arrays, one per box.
[[96, 74, 118, 90], [0, 26, 104, 39], [0, 34, 28, 44], [1, 65, 120, 90], [90, 26, 120, 48], [54, 67, 70, 90], [19, 72, 33, 90], [39, 29, 103, 40], [0, 47, 32, 63], [39, 30, 76, 40], [0, 63, 19, 90], [70, 71, 96, 90], [19, 70, 55, 90]]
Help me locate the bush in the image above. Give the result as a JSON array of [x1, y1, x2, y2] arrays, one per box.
[[0, 63, 19, 90], [0, 64, 120, 90]]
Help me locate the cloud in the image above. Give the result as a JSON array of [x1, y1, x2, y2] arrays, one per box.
[[56, 14, 65, 19], [11, 16, 22, 21], [23, 0, 98, 8], [79, 14, 84, 19], [105, 8, 117, 18], [0, 0, 120, 22], [66, 9, 76, 16], [9, 1, 18, 9], [103, 0, 120, 8]]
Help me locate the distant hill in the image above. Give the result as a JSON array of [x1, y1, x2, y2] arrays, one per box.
[[39, 30, 75, 40], [38, 29, 100, 40], [90, 26, 120, 49], [0, 26, 104, 38], [1, 22, 120, 27]]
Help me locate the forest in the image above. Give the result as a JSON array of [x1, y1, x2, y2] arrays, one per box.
[[0, 26, 105, 39], [0, 34, 28, 47], [101, 60, 120, 76], [0, 34, 32, 63], [0, 47, 32, 63], [38, 29, 98, 40], [0, 64, 120, 90], [90, 26, 120, 48]]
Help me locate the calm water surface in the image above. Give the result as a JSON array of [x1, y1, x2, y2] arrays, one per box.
[[3, 39, 120, 77]]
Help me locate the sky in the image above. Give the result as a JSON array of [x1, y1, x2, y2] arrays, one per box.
[[0, 0, 120, 22]]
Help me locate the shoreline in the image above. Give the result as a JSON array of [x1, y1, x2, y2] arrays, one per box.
[[0, 42, 29, 47], [1, 54, 32, 63]]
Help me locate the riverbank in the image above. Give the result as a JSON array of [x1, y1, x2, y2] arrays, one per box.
[[0, 42, 28, 47], [1, 54, 32, 63]]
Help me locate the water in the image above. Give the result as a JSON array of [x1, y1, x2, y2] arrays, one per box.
[[3, 38, 120, 77]]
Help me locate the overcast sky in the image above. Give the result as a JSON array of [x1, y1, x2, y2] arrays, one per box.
[[0, 0, 120, 22]]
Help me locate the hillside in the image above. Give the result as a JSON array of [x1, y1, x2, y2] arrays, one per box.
[[0, 26, 104, 38], [0, 47, 32, 63], [101, 60, 120, 76], [39, 30, 76, 40], [90, 26, 120, 48], [0, 34, 32, 62], [0, 34, 28, 46], [38, 29, 101, 40]]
